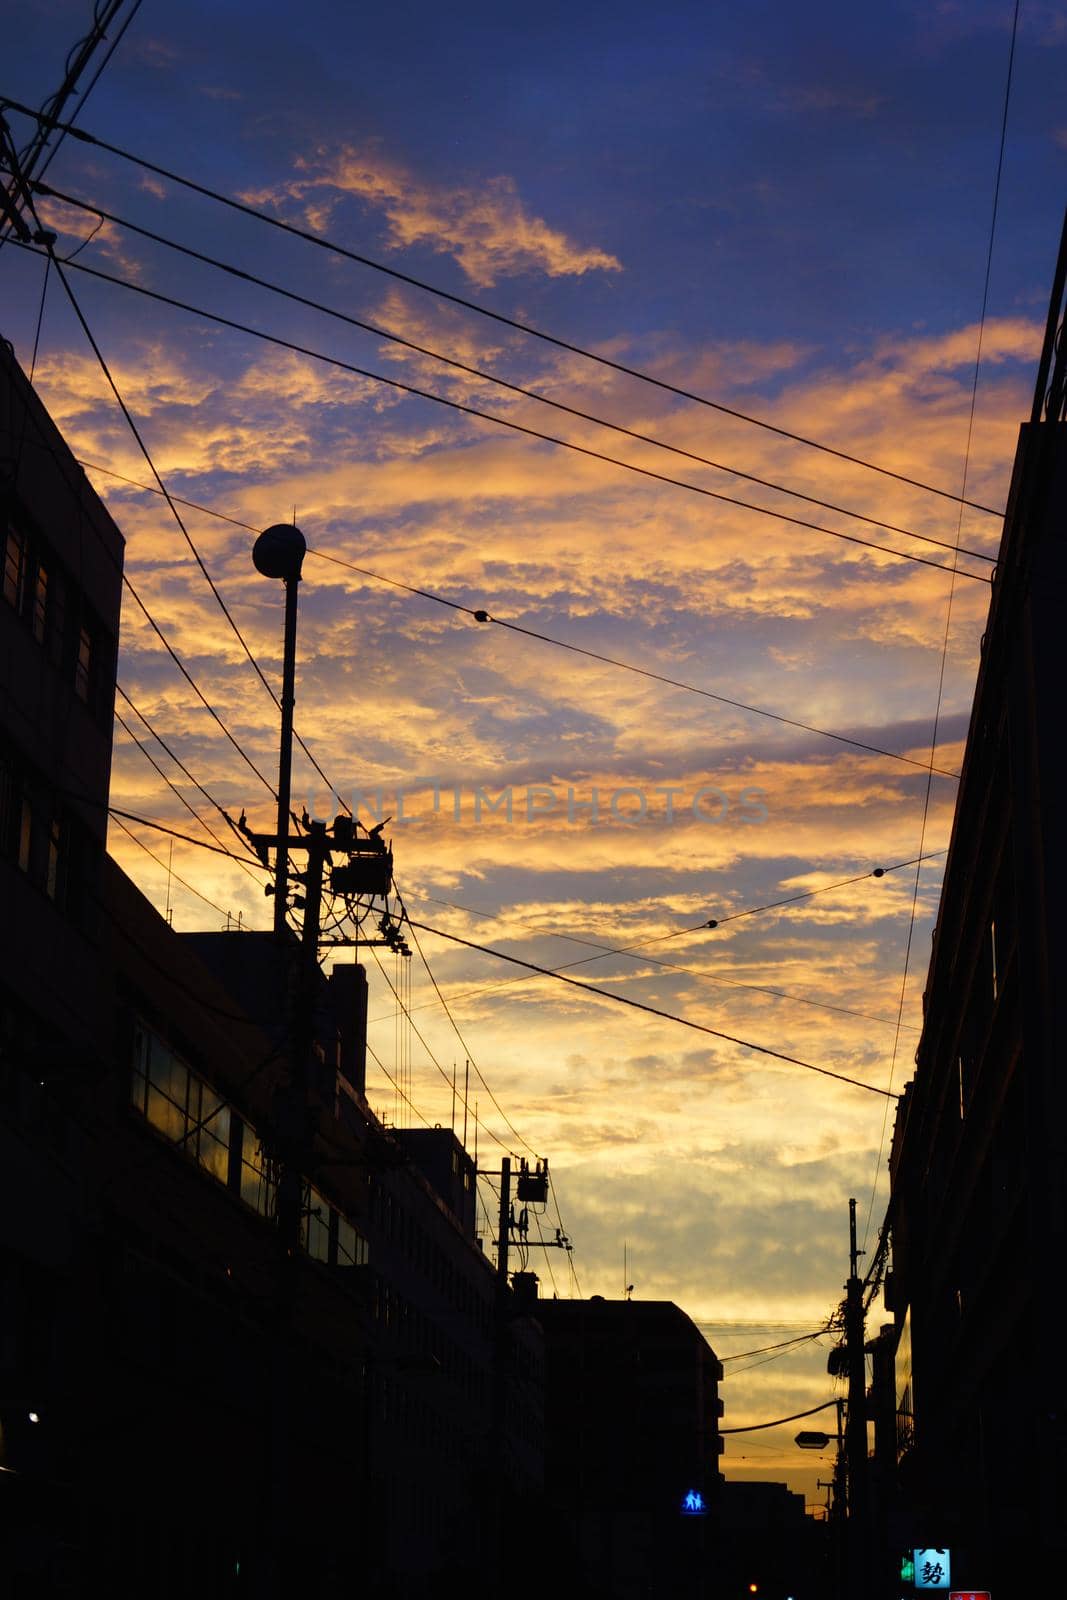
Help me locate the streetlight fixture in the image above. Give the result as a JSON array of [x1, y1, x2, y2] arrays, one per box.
[[252, 523, 306, 935]]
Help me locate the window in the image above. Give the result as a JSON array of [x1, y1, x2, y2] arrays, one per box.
[[303, 1185, 332, 1263], [32, 563, 48, 644], [337, 1214, 369, 1268], [74, 623, 93, 703], [130, 1021, 231, 1183], [3, 524, 25, 609], [239, 1129, 275, 1217]]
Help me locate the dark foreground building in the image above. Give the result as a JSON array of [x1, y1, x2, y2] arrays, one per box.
[[885, 225, 1067, 1591], [1, 340, 542, 1596], [534, 1293, 723, 1600]]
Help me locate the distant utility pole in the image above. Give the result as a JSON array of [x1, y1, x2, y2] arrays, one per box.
[[845, 1197, 869, 1591]]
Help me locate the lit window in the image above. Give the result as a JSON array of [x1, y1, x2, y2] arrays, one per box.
[[130, 1021, 231, 1181], [240, 1131, 275, 1217], [303, 1185, 332, 1263]]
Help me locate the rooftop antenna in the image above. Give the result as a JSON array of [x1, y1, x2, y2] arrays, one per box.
[[462, 1058, 470, 1150], [164, 838, 173, 926]]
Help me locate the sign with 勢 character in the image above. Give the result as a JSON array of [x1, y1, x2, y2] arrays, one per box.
[[914, 1550, 950, 1589]]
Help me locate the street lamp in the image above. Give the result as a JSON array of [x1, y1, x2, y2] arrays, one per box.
[[252, 523, 306, 935]]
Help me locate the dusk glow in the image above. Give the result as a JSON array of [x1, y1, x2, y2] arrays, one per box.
[[4, 0, 1063, 1512]]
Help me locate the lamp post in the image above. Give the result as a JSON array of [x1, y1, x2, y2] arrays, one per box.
[[251, 522, 306, 936]]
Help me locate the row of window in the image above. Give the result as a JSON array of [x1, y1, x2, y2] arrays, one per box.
[[371, 1180, 492, 1334], [130, 1018, 369, 1269], [3, 514, 112, 724], [0, 740, 100, 929]]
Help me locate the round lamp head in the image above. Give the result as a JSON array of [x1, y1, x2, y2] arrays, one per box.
[[253, 523, 306, 581]]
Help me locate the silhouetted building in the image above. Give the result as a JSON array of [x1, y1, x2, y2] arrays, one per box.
[[535, 1295, 723, 1600], [714, 1481, 826, 1600], [886, 222, 1067, 1593], [1, 343, 542, 1597]]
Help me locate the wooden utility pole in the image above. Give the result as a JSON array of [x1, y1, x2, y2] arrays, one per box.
[[845, 1197, 868, 1593]]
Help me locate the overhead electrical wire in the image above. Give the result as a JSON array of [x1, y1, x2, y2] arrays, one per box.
[[399, 916, 899, 1099], [42, 244, 353, 817], [8, 186, 576, 1257], [365, 1036, 434, 1131], [9, 240, 994, 584], [30, 181, 1000, 569], [367, 943, 519, 1158], [861, 0, 1021, 1251], [0, 98, 1005, 517], [718, 1326, 832, 1362], [0, 262, 275, 802], [105, 805, 257, 861], [113, 707, 262, 880], [66, 461, 965, 780], [113, 691, 264, 879], [308, 547, 968, 775], [109, 812, 230, 919], [402, 890, 923, 1034], [375, 851, 946, 1027], [720, 1399, 840, 1434], [393, 888, 542, 1158]]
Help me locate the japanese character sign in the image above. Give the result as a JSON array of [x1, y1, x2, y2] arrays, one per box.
[[914, 1549, 951, 1589]]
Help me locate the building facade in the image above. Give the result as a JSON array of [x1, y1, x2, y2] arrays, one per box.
[[534, 1294, 724, 1600], [886, 230, 1067, 1593], [1, 341, 542, 1597]]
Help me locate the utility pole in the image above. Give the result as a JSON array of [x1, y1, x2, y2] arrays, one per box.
[[1, 1, 139, 244], [247, 524, 398, 1595], [845, 1197, 869, 1593]]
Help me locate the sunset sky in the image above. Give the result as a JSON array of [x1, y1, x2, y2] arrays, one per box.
[[4, 0, 1065, 1504]]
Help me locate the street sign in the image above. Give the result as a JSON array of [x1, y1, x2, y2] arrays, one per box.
[[914, 1550, 951, 1589], [948, 1593, 989, 1599]]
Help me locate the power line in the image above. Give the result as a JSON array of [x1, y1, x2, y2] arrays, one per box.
[[383, 851, 945, 1024], [399, 916, 899, 1099], [405, 889, 924, 1034], [366, 942, 519, 1158], [11, 241, 994, 582], [394, 887, 542, 1158], [0, 268, 277, 800], [59, 460, 967, 779], [43, 244, 351, 818], [113, 704, 261, 879], [114, 688, 264, 876], [719, 1327, 832, 1362], [308, 548, 967, 775], [1, 99, 1005, 516], [31, 0, 144, 190], [119, 563, 276, 794], [105, 804, 259, 861], [862, 0, 1021, 1251], [720, 1399, 840, 1434], [32, 182, 1000, 568], [109, 812, 230, 920]]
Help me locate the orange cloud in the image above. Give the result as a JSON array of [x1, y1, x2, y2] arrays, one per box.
[[243, 146, 623, 287]]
